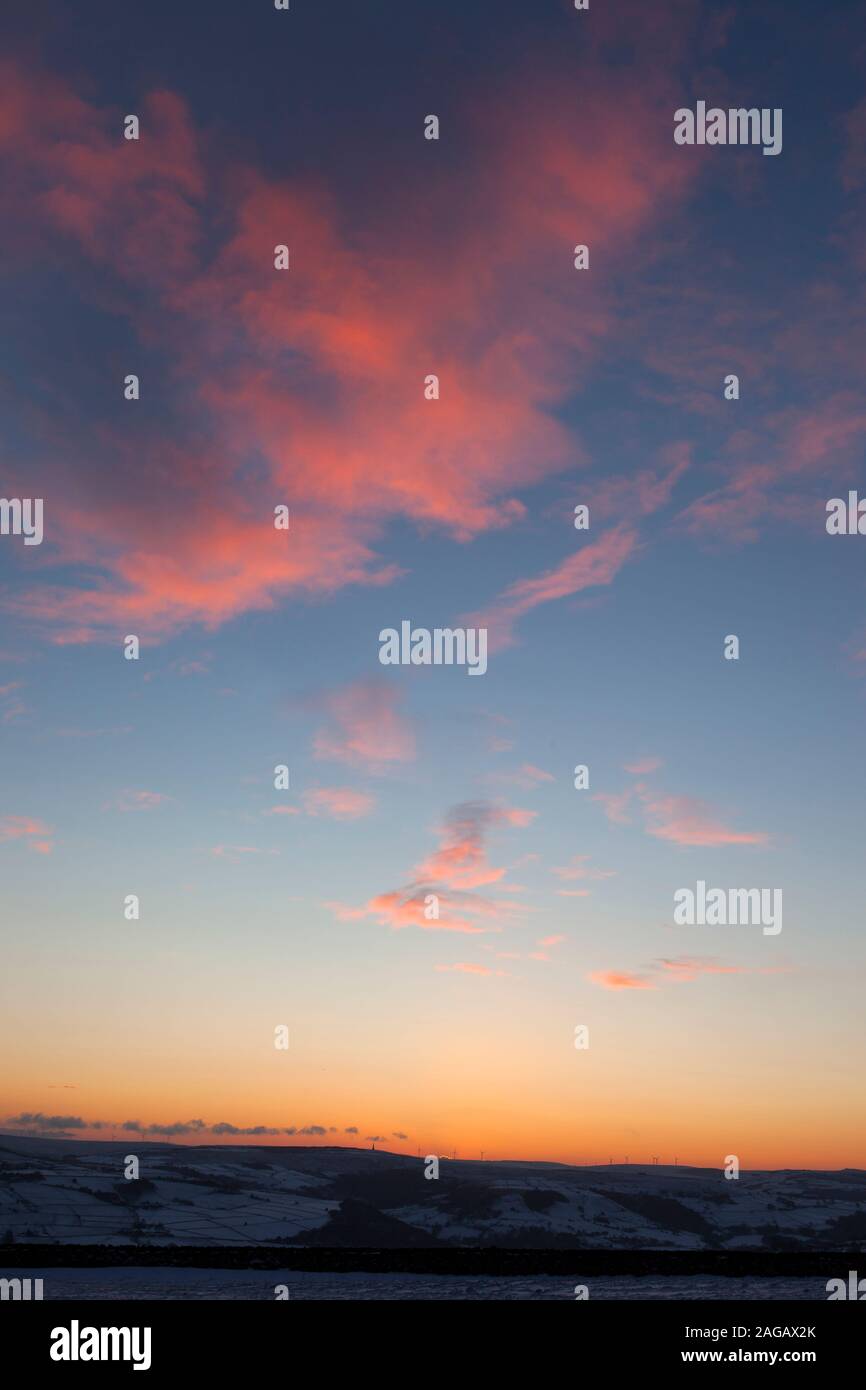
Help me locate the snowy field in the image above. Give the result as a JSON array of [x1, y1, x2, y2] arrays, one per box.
[[2, 1133, 864, 1254], [3, 1267, 828, 1300]]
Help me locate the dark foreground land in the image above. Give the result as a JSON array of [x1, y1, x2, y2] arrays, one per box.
[[0, 1243, 856, 1277]]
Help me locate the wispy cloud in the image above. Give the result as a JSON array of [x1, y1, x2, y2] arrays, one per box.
[[210, 844, 279, 862], [435, 962, 506, 976], [588, 970, 656, 991], [330, 889, 498, 936], [623, 756, 663, 775], [469, 526, 638, 649], [592, 789, 634, 826], [593, 777, 768, 847], [491, 762, 556, 789], [0, 681, 27, 723], [656, 957, 746, 982], [329, 800, 534, 935], [552, 855, 615, 883], [302, 786, 375, 820], [639, 791, 768, 848], [590, 956, 747, 992], [312, 680, 415, 771], [112, 789, 171, 813], [412, 802, 536, 891], [0, 815, 53, 854]]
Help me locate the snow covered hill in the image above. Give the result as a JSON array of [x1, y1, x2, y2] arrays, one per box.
[[2, 1134, 864, 1251]]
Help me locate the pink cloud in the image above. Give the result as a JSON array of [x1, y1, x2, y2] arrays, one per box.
[[312, 680, 415, 771], [0, 679, 27, 723], [413, 802, 536, 890], [331, 800, 534, 936], [470, 526, 638, 649], [623, 756, 663, 775], [639, 792, 767, 848], [521, 763, 555, 783], [673, 395, 866, 546], [334, 891, 495, 936], [553, 855, 615, 882], [0, 815, 54, 853], [592, 789, 633, 826], [492, 762, 556, 789], [581, 446, 690, 526], [538, 934, 566, 947], [593, 781, 768, 847], [302, 787, 375, 821], [114, 789, 170, 813], [0, 41, 705, 647]]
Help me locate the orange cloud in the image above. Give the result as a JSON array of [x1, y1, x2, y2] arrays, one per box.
[[591, 955, 747, 992], [656, 957, 746, 982], [435, 962, 505, 977], [589, 970, 656, 991]]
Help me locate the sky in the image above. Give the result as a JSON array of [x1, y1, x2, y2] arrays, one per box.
[[1, 0, 865, 1170]]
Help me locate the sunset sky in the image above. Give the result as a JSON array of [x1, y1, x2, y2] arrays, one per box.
[[1, 0, 865, 1170]]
